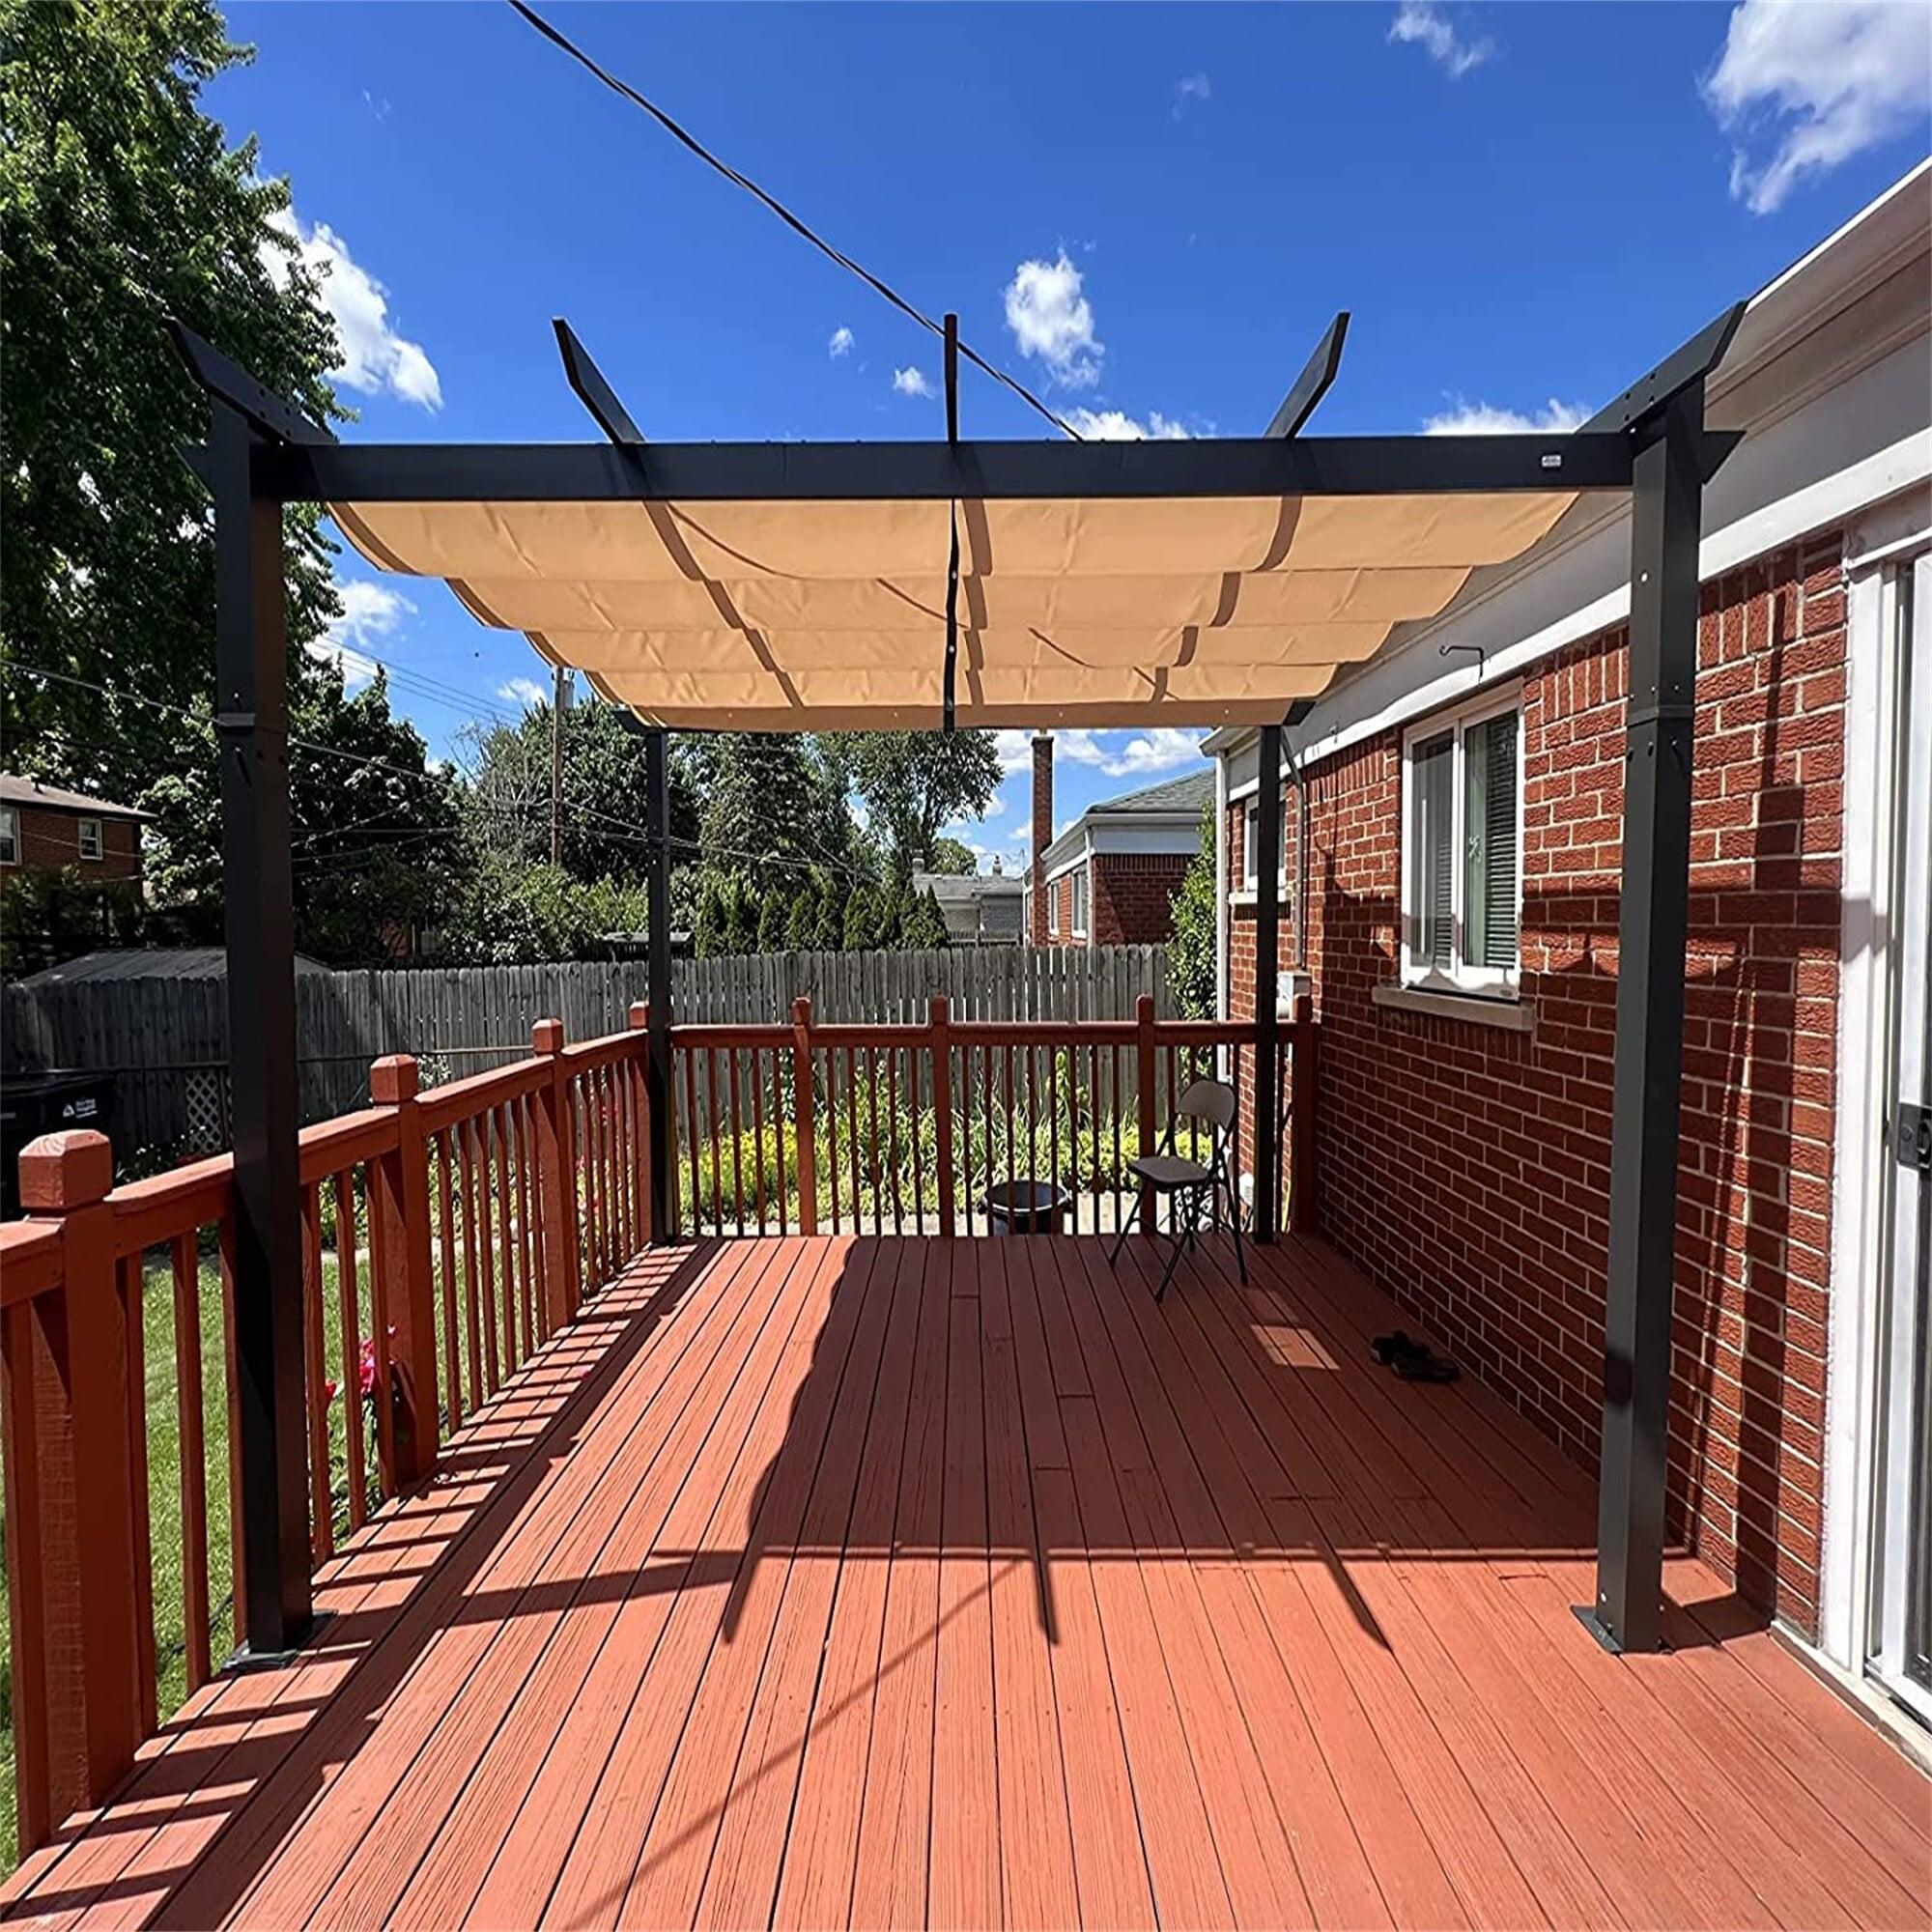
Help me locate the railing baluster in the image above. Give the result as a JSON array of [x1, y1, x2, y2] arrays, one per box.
[[435, 1132, 461, 1431], [773, 1050, 789, 1236], [854, 1051, 869, 1229], [119, 1250, 157, 1735], [494, 1104, 517, 1375], [886, 1046, 902, 1236], [460, 1118, 486, 1407], [1048, 1046, 1060, 1236], [682, 1047, 702, 1240], [219, 1218, 245, 1647], [170, 1230, 211, 1693], [517, 1094, 538, 1350], [824, 1046, 841, 1234], [706, 1049, 724, 1237], [751, 1046, 768, 1235], [300, 1182, 331, 1560], [725, 1047, 745, 1237], [335, 1170, 366, 1530]]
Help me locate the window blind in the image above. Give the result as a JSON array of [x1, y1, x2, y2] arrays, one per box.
[[1412, 733, 1454, 967], [1464, 711, 1518, 970]]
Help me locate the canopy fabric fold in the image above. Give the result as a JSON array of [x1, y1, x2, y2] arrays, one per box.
[[333, 487, 1579, 729]]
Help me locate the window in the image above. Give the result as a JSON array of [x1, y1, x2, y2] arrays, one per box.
[[1402, 688, 1520, 994], [1240, 798, 1289, 895], [77, 816, 103, 862], [1048, 881, 1061, 934], [1071, 864, 1089, 937], [0, 808, 15, 867]]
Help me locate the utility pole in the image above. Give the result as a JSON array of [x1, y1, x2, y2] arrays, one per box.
[[550, 664, 569, 866]]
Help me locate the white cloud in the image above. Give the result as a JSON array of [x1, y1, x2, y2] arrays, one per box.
[[497, 676, 549, 707], [1174, 72, 1211, 117], [1065, 407, 1190, 441], [313, 579, 412, 689], [1703, 0, 1930, 214], [1061, 727, 1208, 779], [1423, 395, 1591, 435], [893, 364, 935, 398], [1003, 252, 1102, 388], [263, 207, 442, 410], [993, 729, 1037, 775], [1388, 1, 1493, 78], [828, 325, 854, 358]]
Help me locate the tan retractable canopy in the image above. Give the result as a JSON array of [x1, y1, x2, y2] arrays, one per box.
[[334, 488, 1578, 728]]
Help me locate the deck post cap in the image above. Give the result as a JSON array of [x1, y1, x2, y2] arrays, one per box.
[[369, 1054, 419, 1103], [18, 1129, 113, 1211]]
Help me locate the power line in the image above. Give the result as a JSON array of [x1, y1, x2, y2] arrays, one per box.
[[505, 0, 1080, 440]]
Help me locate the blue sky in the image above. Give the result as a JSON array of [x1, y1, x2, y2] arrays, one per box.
[[215, 0, 1929, 867]]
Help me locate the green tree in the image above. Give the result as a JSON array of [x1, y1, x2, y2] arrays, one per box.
[[721, 874, 759, 953], [812, 871, 844, 951], [135, 660, 466, 965], [688, 735, 854, 895], [756, 883, 791, 953], [693, 873, 729, 958], [785, 880, 820, 952], [1, 0, 343, 800], [900, 886, 952, 951], [458, 698, 698, 887], [1168, 806, 1219, 1020], [926, 835, 979, 877], [829, 732, 1003, 881], [841, 885, 882, 952], [439, 859, 648, 965]]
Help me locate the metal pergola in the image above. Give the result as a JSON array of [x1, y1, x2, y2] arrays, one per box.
[[175, 298, 1742, 1665]]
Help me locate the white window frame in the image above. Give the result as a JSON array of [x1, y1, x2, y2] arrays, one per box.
[[76, 815, 103, 863], [1070, 863, 1089, 939], [1238, 797, 1289, 897], [0, 807, 16, 867], [1400, 682, 1523, 998], [1047, 881, 1060, 935]]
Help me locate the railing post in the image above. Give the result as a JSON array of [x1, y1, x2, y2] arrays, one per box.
[[369, 1055, 438, 1489], [1136, 995, 1157, 1236], [5, 1131, 143, 1849], [930, 996, 955, 1236], [628, 1002, 653, 1246], [791, 996, 817, 1236], [1286, 995, 1318, 1236], [532, 1019, 581, 1328]]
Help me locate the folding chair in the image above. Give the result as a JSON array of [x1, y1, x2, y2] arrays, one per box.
[[1107, 1076, 1246, 1300]]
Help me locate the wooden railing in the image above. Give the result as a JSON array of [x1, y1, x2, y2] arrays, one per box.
[[668, 993, 1317, 1240], [0, 1011, 649, 1856]]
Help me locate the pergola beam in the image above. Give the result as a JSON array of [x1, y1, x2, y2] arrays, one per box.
[[242, 429, 1639, 505], [1264, 311, 1350, 439], [553, 319, 647, 448]]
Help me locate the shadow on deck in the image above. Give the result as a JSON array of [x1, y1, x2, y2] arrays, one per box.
[[4, 1234, 1925, 1929]]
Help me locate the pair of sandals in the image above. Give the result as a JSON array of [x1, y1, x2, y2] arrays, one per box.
[[1371, 1329, 1461, 1383]]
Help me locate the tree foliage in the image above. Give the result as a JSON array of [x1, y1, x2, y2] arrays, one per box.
[[438, 858, 649, 966], [1168, 806, 1219, 1020], [829, 732, 1002, 881], [900, 886, 952, 951], [1, 0, 342, 799], [926, 835, 979, 877]]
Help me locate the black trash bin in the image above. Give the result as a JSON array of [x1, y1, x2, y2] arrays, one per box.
[[983, 1179, 1071, 1236]]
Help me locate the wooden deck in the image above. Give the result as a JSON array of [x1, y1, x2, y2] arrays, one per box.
[[6, 1233, 1926, 1929]]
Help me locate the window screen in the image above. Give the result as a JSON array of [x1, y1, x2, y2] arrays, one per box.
[[77, 817, 102, 861], [1463, 710, 1519, 970], [0, 809, 15, 866], [1411, 732, 1454, 968]]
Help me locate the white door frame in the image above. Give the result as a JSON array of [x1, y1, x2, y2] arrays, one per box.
[[1821, 493, 1932, 1719]]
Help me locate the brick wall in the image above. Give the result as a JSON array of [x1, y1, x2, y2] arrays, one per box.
[[1092, 851, 1190, 947], [1227, 534, 1845, 1632], [2, 804, 143, 885], [1030, 736, 1052, 944]]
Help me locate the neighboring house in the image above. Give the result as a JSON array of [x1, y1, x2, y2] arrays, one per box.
[[0, 775, 147, 887], [1208, 166, 1931, 1725], [912, 863, 1024, 946], [1024, 761, 1211, 949]]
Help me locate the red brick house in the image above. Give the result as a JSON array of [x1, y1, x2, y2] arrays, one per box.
[[1024, 762, 1210, 948], [1212, 168, 1930, 1737], [0, 775, 147, 887]]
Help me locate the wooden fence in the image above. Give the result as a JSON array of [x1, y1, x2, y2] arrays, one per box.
[[1, 946, 1169, 1156]]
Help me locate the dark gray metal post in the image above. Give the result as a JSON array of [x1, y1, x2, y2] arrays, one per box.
[[1582, 378, 1710, 1655], [1253, 723, 1283, 1243], [643, 725, 674, 1243], [210, 402, 312, 1655]]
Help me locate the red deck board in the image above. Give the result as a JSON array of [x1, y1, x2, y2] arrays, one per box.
[[5, 1233, 1925, 1931]]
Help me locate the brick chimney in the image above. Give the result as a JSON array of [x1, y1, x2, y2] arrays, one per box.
[[1030, 734, 1053, 943]]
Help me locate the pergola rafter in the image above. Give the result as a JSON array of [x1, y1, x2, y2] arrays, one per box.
[[172, 296, 1743, 1663]]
